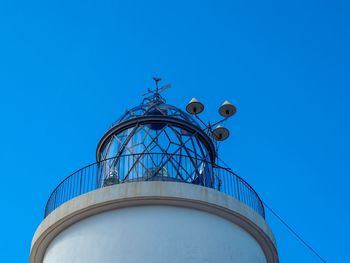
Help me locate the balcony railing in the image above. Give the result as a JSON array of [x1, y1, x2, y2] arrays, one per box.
[[44, 153, 265, 218]]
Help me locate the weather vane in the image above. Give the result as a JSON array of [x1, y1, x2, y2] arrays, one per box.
[[142, 77, 172, 104]]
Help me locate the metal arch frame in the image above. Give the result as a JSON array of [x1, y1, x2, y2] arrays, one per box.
[[96, 115, 217, 163], [113, 103, 198, 127]]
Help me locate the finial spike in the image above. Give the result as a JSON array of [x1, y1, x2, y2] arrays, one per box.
[[153, 77, 162, 93]]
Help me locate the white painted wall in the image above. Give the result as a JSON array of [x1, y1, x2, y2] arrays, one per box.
[[43, 205, 267, 263]]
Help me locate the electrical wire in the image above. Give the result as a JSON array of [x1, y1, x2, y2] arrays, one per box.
[[217, 157, 326, 262], [263, 201, 327, 263]]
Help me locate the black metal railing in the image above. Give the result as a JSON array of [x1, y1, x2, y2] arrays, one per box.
[[44, 153, 265, 218]]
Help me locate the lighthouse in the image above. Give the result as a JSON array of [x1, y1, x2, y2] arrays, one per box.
[[30, 80, 278, 263]]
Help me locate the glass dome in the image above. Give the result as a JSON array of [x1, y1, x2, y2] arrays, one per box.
[[96, 94, 216, 188], [115, 101, 198, 126]]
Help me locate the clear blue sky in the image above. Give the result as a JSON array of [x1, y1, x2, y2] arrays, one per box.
[[0, 0, 348, 262]]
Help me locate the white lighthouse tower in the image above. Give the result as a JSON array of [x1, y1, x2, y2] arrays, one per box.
[[30, 81, 278, 263]]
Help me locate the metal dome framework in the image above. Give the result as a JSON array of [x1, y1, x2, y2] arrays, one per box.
[[116, 102, 197, 125], [96, 94, 216, 187]]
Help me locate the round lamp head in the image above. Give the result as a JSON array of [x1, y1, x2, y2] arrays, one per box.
[[219, 100, 236, 117], [186, 98, 204, 115], [212, 125, 230, 141]]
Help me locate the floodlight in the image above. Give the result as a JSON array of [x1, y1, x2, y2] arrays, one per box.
[[212, 125, 230, 141], [186, 98, 204, 115], [219, 100, 236, 118]]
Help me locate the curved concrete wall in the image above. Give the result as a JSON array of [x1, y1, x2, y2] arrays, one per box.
[[43, 205, 266, 263], [31, 182, 278, 263]]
